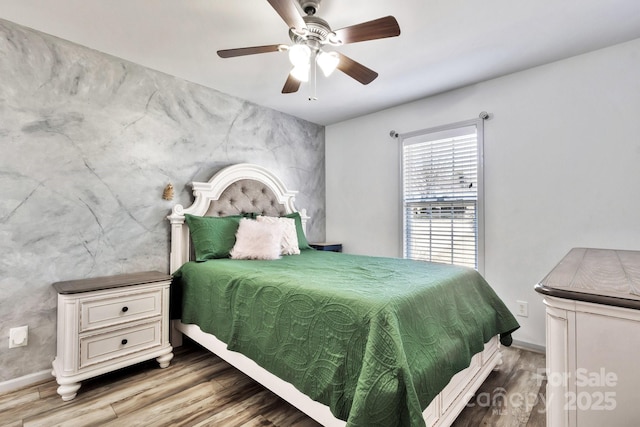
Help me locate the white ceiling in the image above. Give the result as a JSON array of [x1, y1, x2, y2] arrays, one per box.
[[3, 0, 640, 125]]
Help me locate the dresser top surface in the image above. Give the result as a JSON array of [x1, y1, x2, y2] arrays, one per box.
[[53, 271, 171, 294], [535, 248, 640, 309]]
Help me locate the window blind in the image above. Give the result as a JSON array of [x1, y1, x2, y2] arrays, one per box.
[[402, 123, 480, 269]]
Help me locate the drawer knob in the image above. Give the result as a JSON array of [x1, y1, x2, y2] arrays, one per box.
[[121, 306, 129, 313], [121, 339, 128, 345]]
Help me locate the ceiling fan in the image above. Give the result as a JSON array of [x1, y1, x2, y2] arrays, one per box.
[[217, 0, 401, 94]]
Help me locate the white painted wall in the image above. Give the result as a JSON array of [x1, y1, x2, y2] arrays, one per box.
[[325, 38, 640, 348]]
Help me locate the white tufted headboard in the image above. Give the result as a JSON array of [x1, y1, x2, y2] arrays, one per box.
[[167, 163, 309, 273]]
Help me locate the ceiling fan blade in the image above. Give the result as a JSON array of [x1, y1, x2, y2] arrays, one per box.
[[267, 0, 306, 30], [217, 44, 283, 58], [282, 74, 301, 93], [333, 16, 401, 44], [336, 53, 378, 85]]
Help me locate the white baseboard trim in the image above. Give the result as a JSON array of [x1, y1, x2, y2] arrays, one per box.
[[511, 339, 546, 354], [0, 369, 52, 394]]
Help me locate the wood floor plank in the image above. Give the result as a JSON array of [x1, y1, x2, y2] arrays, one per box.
[[0, 388, 40, 414], [37, 379, 60, 399], [476, 369, 543, 426], [110, 357, 232, 416], [526, 380, 547, 427], [260, 397, 323, 427], [1, 348, 217, 425], [190, 389, 278, 426], [512, 349, 546, 373], [178, 383, 271, 427], [239, 415, 276, 427], [77, 351, 224, 407], [23, 401, 118, 427], [1, 391, 78, 425], [100, 381, 224, 427]]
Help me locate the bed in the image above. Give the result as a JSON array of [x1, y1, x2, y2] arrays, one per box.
[[167, 163, 519, 427]]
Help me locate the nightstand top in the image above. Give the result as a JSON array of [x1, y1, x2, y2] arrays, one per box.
[[53, 271, 171, 294], [309, 242, 343, 252]]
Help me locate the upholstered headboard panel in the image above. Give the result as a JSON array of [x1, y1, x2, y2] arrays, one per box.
[[168, 163, 308, 273], [204, 179, 288, 217]]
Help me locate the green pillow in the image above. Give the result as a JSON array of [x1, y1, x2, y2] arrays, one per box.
[[284, 212, 312, 250], [184, 214, 242, 261]]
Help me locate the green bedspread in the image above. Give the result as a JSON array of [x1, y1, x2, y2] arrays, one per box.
[[174, 250, 519, 426]]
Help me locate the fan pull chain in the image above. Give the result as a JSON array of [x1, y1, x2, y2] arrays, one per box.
[[309, 55, 318, 101]]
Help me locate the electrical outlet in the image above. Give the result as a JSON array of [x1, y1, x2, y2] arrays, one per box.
[[516, 301, 528, 317], [9, 326, 28, 348]]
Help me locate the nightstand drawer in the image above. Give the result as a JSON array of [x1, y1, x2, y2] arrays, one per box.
[[80, 320, 162, 368], [80, 289, 163, 332]]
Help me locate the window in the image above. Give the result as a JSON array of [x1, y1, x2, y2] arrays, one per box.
[[401, 120, 483, 271]]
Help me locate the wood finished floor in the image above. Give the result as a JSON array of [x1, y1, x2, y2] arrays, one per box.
[[1, 340, 545, 427]]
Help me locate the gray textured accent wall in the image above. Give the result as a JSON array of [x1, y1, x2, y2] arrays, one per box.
[[0, 19, 325, 383]]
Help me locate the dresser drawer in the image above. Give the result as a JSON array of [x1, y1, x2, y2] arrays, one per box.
[[80, 289, 162, 332], [80, 320, 162, 368]]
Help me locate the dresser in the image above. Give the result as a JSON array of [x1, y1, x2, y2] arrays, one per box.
[[534, 248, 640, 426], [52, 271, 174, 401]]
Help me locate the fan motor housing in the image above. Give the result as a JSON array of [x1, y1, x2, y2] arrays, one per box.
[[290, 14, 338, 48], [303, 16, 331, 40]]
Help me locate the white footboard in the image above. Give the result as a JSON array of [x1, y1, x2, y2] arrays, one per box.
[[172, 320, 501, 427]]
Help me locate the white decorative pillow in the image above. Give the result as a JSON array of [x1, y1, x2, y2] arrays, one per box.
[[257, 216, 300, 255], [230, 218, 284, 260]]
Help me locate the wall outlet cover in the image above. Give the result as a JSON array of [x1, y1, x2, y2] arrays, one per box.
[[9, 326, 28, 348], [516, 301, 529, 317]]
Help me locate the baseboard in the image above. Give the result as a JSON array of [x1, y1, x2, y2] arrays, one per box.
[[511, 339, 546, 354], [0, 369, 52, 394]]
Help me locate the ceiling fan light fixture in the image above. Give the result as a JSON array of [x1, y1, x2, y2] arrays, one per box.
[[290, 64, 310, 82], [317, 50, 340, 77], [288, 44, 311, 67], [217, 1, 400, 94]]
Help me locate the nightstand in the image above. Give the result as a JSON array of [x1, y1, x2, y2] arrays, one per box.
[[310, 242, 343, 252], [51, 271, 174, 401]]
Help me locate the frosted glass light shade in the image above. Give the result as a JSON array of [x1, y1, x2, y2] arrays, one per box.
[[288, 44, 311, 67], [290, 64, 310, 82], [317, 51, 340, 77]]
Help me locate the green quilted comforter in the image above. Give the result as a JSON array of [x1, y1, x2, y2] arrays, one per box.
[[173, 250, 519, 426]]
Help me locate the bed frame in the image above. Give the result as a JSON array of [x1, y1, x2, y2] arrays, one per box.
[[167, 163, 502, 426]]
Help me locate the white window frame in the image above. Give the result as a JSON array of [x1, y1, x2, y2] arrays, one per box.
[[399, 119, 484, 274]]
